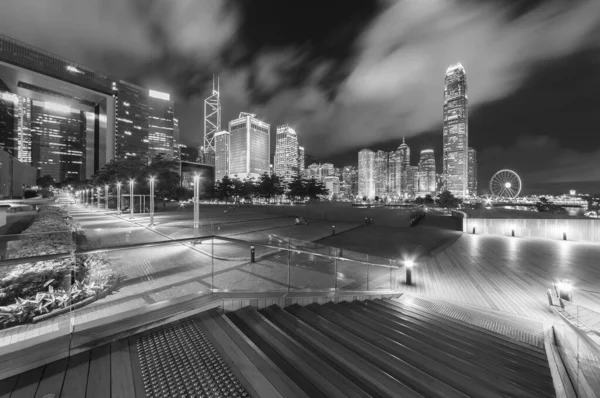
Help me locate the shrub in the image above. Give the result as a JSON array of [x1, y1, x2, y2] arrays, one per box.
[[23, 190, 37, 199]]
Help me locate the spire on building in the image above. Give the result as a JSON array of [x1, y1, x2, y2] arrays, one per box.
[[446, 62, 465, 74]]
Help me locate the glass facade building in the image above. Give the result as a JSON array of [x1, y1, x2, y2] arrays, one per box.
[[443, 62, 469, 197], [406, 166, 419, 198], [418, 149, 436, 195], [228, 113, 270, 179], [148, 92, 174, 160], [274, 125, 298, 180], [297, 146, 305, 176], [358, 149, 375, 198], [214, 131, 229, 181], [0, 34, 174, 181], [468, 147, 478, 196]]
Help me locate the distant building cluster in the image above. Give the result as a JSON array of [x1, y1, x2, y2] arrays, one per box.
[[0, 34, 177, 183], [358, 63, 478, 199]]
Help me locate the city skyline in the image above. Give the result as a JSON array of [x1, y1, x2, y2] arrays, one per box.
[[0, 1, 599, 194]]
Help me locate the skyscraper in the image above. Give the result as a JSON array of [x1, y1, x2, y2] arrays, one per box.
[[173, 118, 180, 160], [203, 76, 220, 166], [214, 130, 229, 181], [374, 150, 389, 197], [406, 166, 419, 198], [297, 146, 305, 175], [358, 149, 375, 198], [228, 112, 270, 179], [148, 90, 174, 160], [468, 147, 477, 196], [418, 149, 436, 195], [443, 62, 468, 197], [274, 124, 299, 180], [397, 138, 410, 196], [342, 166, 359, 197]]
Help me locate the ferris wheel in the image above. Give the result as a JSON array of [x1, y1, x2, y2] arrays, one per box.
[[489, 169, 522, 198]]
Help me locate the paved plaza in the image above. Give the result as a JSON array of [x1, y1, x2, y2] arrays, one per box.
[[1, 201, 600, 352]]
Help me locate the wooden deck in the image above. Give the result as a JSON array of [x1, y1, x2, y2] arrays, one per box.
[[0, 337, 144, 398], [398, 233, 600, 320]]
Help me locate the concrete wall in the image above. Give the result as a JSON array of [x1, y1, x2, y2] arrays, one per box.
[[0, 151, 36, 199], [265, 203, 417, 226], [465, 217, 600, 242]]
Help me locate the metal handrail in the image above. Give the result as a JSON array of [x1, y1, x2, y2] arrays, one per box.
[[0, 234, 399, 270]]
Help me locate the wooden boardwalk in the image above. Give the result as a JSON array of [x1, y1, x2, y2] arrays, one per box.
[[398, 233, 600, 321], [0, 338, 144, 398]]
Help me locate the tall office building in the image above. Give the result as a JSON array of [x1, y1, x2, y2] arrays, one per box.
[[228, 112, 270, 179], [203, 76, 220, 167], [374, 150, 389, 197], [297, 146, 305, 176], [406, 166, 419, 198], [0, 34, 175, 180], [418, 149, 436, 195], [173, 118, 180, 160], [442, 62, 468, 197], [214, 130, 229, 180], [341, 166, 358, 196], [397, 138, 410, 195], [274, 124, 298, 180], [147, 91, 174, 160], [358, 149, 375, 198], [468, 147, 477, 196]]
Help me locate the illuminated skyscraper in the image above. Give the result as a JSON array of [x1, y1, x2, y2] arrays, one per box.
[[228, 112, 270, 179], [358, 149, 375, 198], [203, 76, 220, 166], [173, 118, 180, 160], [274, 124, 298, 180], [468, 147, 477, 196], [418, 149, 436, 195], [374, 150, 389, 197], [342, 166, 358, 196], [397, 138, 410, 196], [214, 130, 229, 180], [298, 146, 305, 175], [406, 166, 419, 198], [443, 62, 468, 197], [148, 90, 174, 160]]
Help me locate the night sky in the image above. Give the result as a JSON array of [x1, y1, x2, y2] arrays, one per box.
[[1, 0, 599, 195]]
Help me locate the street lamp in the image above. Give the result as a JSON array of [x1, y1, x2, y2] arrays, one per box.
[[193, 174, 200, 233], [149, 176, 156, 227], [129, 179, 135, 218], [105, 185, 109, 211], [116, 182, 122, 214], [405, 259, 414, 285], [96, 187, 101, 210], [87, 189, 91, 206]]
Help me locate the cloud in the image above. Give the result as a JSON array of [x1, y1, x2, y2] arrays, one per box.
[[0, 0, 235, 78], [478, 135, 600, 194], [291, 0, 600, 155]]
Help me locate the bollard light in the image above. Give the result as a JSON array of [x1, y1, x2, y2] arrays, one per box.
[[250, 246, 255, 263], [511, 229, 515, 237], [563, 232, 567, 241], [332, 225, 336, 235], [405, 259, 414, 285], [473, 227, 476, 234]]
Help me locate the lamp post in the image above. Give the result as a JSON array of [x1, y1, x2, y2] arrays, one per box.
[[405, 259, 414, 285], [193, 174, 200, 234], [83, 189, 86, 206], [105, 185, 109, 211], [129, 179, 135, 218], [149, 176, 155, 227], [87, 189, 91, 206], [116, 182, 122, 214], [97, 187, 101, 210]]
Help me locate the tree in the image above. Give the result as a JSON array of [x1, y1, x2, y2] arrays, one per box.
[[424, 194, 434, 204], [36, 175, 55, 189], [214, 175, 234, 203], [286, 174, 308, 202], [437, 190, 461, 208], [257, 173, 284, 203], [306, 177, 328, 199]]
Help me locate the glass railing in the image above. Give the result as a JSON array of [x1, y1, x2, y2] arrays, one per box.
[[552, 313, 600, 397]]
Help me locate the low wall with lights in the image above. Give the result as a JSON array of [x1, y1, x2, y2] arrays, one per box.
[[464, 217, 600, 242]]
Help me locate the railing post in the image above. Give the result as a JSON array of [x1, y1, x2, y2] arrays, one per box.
[[367, 265, 370, 291], [211, 222, 215, 292]]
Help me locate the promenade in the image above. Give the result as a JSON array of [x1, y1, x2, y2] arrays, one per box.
[[2, 200, 600, 355]]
